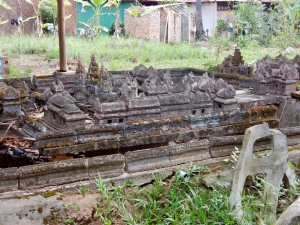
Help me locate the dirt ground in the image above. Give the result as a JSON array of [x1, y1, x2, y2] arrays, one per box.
[[9, 54, 79, 76]]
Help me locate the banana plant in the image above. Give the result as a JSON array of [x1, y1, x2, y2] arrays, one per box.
[[25, 0, 71, 36], [75, 0, 113, 36], [0, 0, 10, 9], [126, 6, 138, 37], [106, 0, 122, 38], [25, 0, 47, 36], [282, 0, 300, 24], [0, 19, 8, 25], [0, 0, 10, 25], [44, 0, 72, 26]]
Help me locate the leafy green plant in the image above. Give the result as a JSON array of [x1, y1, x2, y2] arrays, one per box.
[[65, 218, 77, 225], [216, 19, 229, 32], [40, 4, 56, 24], [236, 35, 251, 48], [205, 60, 215, 72], [108, 21, 124, 36], [95, 173, 132, 224], [76, 183, 88, 196], [233, 2, 267, 36], [64, 202, 80, 211], [75, 0, 111, 35], [0, 0, 10, 25], [0, 0, 9, 8], [297, 81, 300, 90], [209, 36, 231, 63]]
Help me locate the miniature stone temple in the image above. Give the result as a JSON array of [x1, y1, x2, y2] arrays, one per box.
[[214, 78, 237, 111], [0, 84, 21, 120], [73, 60, 86, 101], [43, 72, 75, 102], [94, 97, 127, 124], [252, 57, 299, 95], [74, 55, 118, 104], [214, 48, 252, 76], [93, 63, 236, 124], [39, 74, 86, 130], [43, 94, 86, 129]]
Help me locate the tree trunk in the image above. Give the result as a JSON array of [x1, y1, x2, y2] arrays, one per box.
[[113, 6, 120, 39], [196, 0, 204, 40]]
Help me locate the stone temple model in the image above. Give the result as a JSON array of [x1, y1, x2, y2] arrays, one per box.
[[1, 53, 299, 196], [214, 47, 252, 76], [252, 56, 299, 95], [88, 59, 238, 124], [39, 72, 86, 130], [74, 55, 118, 104], [24, 56, 239, 128]]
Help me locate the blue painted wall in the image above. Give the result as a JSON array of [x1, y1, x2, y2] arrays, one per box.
[[76, 2, 135, 34]]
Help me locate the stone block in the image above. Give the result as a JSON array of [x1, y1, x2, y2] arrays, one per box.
[[210, 136, 244, 157], [125, 116, 190, 137], [191, 109, 250, 129], [225, 67, 232, 74], [87, 154, 124, 179], [19, 158, 88, 189], [169, 139, 210, 164], [76, 124, 123, 143], [0, 167, 19, 193], [248, 105, 277, 122], [34, 130, 77, 149], [124, 140, 210, 173], [42, 142, 96, 155]]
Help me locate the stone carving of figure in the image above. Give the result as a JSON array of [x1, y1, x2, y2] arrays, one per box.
[[87, 55, 100, 84], [98, 63, 113, 93], [50, 71, 64, 94], [74, 60, 86, 84]]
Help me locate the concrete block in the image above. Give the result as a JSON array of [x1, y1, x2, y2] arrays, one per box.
[[19, 158, 88, 189], [87, 154, 124, 179], [0, 167, 19, 193], [230, 123, 289, 223], [275, 197, 300, 225], [125, 140, 210, 173]]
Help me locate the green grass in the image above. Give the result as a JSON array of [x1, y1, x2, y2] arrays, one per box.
[[65, 168, 300, 225], [1, 34, 300, 73], [9, 64, 33, 78]]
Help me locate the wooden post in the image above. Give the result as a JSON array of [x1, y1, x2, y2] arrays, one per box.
[[57, 0, 67, 72], [167, 12, 170, 44], [164, 14, 169, 44], [188, 12, 191, 44]]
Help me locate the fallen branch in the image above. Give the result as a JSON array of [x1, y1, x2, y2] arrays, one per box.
[[5, 121, 15, 134], [210, 165, 222, 173]]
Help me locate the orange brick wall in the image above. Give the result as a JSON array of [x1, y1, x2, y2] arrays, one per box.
[[0, 0, 76, 35], [125, 6, 195, 43], [124, 6, 160, 41]]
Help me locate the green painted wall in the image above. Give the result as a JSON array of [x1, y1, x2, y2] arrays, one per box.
[[76, 2, 135, 34]]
